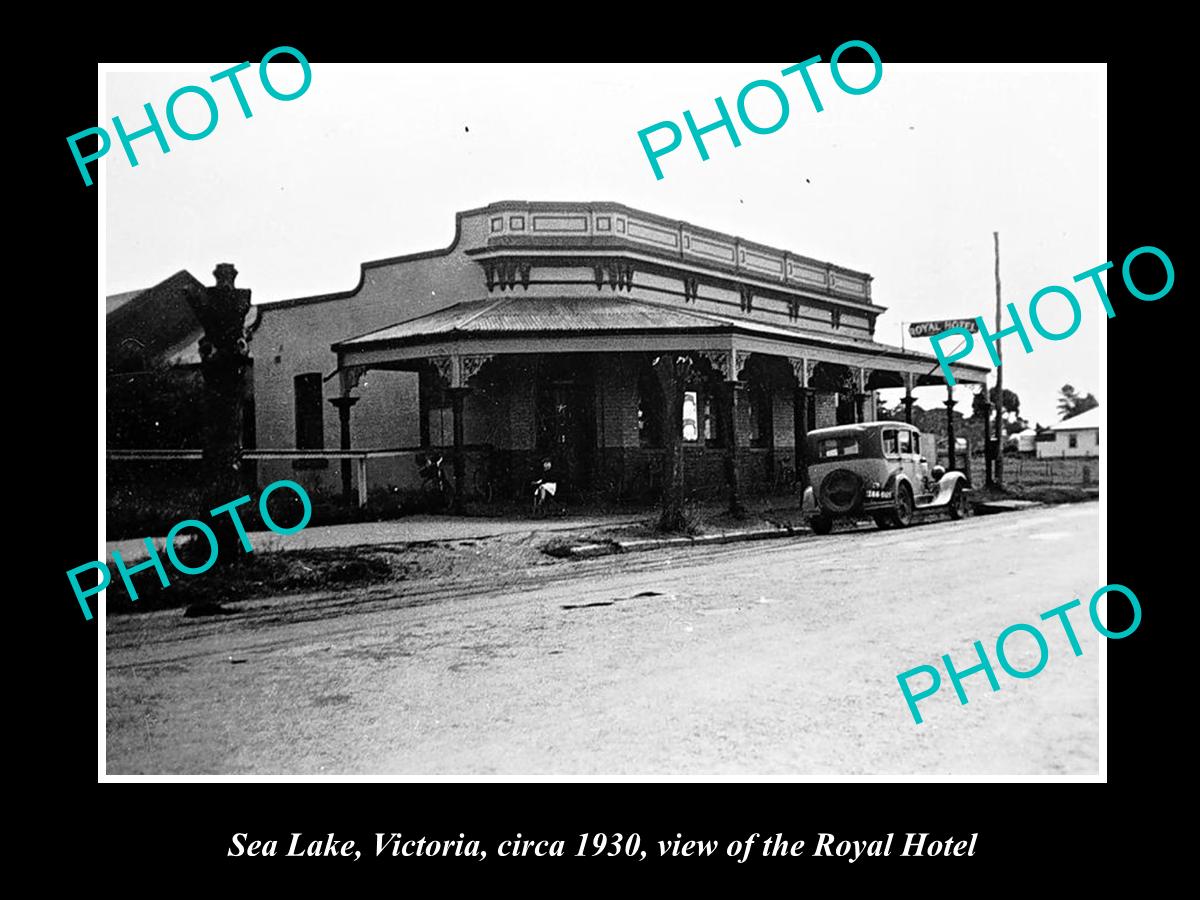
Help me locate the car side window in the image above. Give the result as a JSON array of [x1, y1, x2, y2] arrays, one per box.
[[898, 430, 913, 455], [883, 429, 899, 456]]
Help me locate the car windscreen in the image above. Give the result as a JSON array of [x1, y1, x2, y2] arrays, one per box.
[[814, 435, 862, 459]]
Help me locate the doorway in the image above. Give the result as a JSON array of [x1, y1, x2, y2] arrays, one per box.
[[534, 355, 596, 495]]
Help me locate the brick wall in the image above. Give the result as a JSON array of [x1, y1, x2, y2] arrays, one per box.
[[594, 354, 641, 449], [814, 391, 838, 428], [772, 388, 795, 447]]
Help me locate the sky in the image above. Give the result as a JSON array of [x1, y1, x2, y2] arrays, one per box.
[[104, 61, 1103, 427]]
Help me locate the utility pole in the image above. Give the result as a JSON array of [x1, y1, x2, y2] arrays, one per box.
[[993, 232, 1005, 488], [900, 322, 906, 352]]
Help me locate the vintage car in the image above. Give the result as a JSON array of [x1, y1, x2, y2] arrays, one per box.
[[800, 421, 970, 535]]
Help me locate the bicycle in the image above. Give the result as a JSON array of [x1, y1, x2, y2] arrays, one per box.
[[416, 453, 455, 511]]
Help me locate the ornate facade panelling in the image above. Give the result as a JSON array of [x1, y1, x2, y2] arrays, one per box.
[[475, 202, 877, 308], [788, 257, 828, 288], [625, 216, 680, 250], [684, 232, 736, 265], [831, 270, 870, 299], [531, 214, 589, 233], [741, 245, 785, 280]]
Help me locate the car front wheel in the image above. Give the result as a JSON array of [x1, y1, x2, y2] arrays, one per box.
[[890, 483, 914, 528], [948, 483, 969, 520]]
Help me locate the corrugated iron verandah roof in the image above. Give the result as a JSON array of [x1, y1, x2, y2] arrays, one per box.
[[334, 295, 734, 345], [331, 295, 989, 385]]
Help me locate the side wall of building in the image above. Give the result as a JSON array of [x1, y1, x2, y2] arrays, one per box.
[[252, 212, 490, 496]]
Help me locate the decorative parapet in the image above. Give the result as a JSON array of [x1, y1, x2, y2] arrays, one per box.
[[475, 201, 875, 305]]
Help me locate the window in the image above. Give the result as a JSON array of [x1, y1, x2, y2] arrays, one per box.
[[898, 430, 913, 455], [816, 435, 860, 458], [882, 429, 899, 456], [682, 391, 699, 442], [1068, 433, 1078, 449], [294, 373, 324, 449]]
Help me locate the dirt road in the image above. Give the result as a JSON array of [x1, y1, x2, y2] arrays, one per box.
[[106, 503, 1101, 775]]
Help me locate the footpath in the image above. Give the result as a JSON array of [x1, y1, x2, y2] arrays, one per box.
[[106, 513, 645, 563]]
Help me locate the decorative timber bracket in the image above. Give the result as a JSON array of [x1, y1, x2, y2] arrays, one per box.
[[485, 259, 532, 292], [336, 364, 368, 395], [461, 354, 494, 385], [427, 354, 494, 389], [694, 349, 730, 380], [594, 260, 635, 292], [733, 349, 753, 380], [788, 357, 814, 388], [738, 285, 753, 313]]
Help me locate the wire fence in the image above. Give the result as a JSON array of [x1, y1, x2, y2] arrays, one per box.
[[1002, 455, 1098, 486]]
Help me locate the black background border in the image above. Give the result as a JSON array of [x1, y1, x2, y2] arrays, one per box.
[[40, 13, 1180, 884]]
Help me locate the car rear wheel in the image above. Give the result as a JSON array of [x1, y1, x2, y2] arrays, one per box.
[[890, 483, 914, 528], [809, 514, 833, 535], [947, 483, 969, 520]]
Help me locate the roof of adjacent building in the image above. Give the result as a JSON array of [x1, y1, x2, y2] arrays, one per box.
[[106, 289, 145, 315], [106, 270, 208, 370], [1048, 407, 1101, 431]]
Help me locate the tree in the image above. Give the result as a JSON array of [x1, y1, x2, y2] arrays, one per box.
[[969, 384, 1027, 434], [876, 397, 896, 420], [107, 363, 205, 449], [652, 353, 693, 533], [179, 264, 254, 612], [1057, 384, 1100, 420]]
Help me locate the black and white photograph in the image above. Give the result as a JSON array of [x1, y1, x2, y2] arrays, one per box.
[[96, 59, 1107, 777]]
